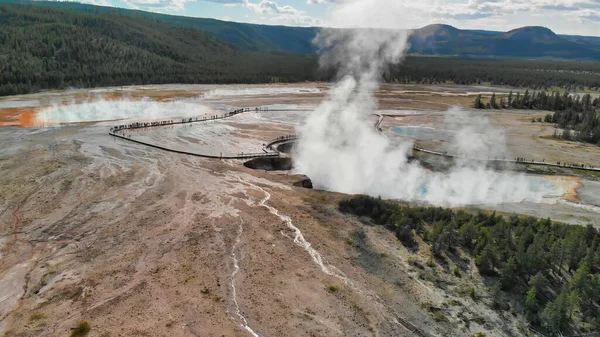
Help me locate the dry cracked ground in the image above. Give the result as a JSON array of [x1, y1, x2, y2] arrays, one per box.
[[0, 122, 463, 337], [3, 83, 597, 337]]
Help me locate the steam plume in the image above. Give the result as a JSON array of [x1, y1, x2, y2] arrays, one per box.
[[293, 0, 560, 207], [35, 99, 211, 126]]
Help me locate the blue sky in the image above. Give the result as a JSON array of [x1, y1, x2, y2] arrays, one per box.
[[84, 0, 600, 36]]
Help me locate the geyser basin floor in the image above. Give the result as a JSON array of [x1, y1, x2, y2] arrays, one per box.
[[1, 83, 599, 224], [1, 84, 600, 337]]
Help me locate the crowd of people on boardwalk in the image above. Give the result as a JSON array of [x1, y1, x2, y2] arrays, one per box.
[[555, 162, 592, 169], [515, 157, 594, 168], [272, 134, 297, 141], [111, 120, 173, 132], [264, 134, 298, 149], [109, 107, 270, 134], [515, 157, 541, 163], [412, 147, 598, 171]]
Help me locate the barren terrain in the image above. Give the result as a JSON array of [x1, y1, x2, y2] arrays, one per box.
[[1, 83, 599, 337]]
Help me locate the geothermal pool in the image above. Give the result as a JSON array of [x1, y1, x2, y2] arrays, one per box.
[[393, 126, 452, 141], [0, 84, 598, 226]]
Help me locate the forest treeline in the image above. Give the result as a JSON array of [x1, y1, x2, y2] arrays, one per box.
[[474, 91, 600, 145], [1, 3, 600, 96], [0, 3, 319, 96], [339, 195, 600, 335], [387, 57, 600, 91]]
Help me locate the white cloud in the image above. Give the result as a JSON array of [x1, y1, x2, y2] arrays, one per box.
[[79, 0, 115, 6], [408, 0, 600, 22], [120, 0, 195, 11], [110, 0, 600, 34], [242, 0, 322, 26], [244, 0, 299, 15], [202, 0, 244, 3], [318, 0, 600, 32]]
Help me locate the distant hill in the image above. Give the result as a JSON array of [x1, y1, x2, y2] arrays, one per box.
[[409, 24, 600, 59], [4, 0, 600, 60], [0, 0, 598, 96], [560, 35, 600, 48], [0, 2, 318, 95], [5, 0, 320, 54]]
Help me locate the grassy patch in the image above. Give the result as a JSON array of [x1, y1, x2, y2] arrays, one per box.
[[302, 193, 329, 206], [573, 168, 600, 177], [422, 302, 449, 322], [29, 312, 47, 321], [408, 257, 425, 270], [326, 285, 339, 293], [468, 287, 476, 300], [431, 310, 448, 322], [70, 321, 91, 337], [426, 254, 436, 268]]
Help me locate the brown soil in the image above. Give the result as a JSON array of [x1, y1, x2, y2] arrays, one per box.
[[0, 126, 454, 337], [1, 83, 597, 337]]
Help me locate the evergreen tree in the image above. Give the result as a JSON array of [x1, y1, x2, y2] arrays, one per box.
[[474, 94, 484, 109], [529, 272, 549, 299], [525, 286, 539, 322], [475, 245, 496, 275], [540, 289, 571, 334], [490, 93, 498, 109], [499, 257, 519, 290]]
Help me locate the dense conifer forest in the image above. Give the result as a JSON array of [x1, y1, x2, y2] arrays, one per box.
[[0, 3, 318, 96], [340, 195, 600, 336], [474, 91, 600, 145], [1, 2, 600, 96], [388, 58, 600, 91]]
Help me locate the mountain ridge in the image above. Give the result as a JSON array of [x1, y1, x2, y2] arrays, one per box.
[[2, 0, 599, 59], [408, 25, 600, 59]]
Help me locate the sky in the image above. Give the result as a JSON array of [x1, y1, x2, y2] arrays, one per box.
[[82, 0, 600, 36]]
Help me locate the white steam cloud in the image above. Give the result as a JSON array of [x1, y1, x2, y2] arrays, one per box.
[[35, 100, 212, 126], [292, 0, 562, 207], [201, 87, 322, 99]]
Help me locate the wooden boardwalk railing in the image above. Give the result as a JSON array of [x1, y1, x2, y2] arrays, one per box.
[[109, 131, 279, 159], [412, 146, 600, 173], [109, 107, 280, 159], [265, 135, 298, 150]]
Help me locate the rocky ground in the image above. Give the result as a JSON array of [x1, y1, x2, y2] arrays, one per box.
[[1, 83, 598, 337], [0, 122, 457, 337]]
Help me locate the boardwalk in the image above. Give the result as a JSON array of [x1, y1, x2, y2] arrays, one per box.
[[109, 107, 254, 133], [263, 132, 600, 174], [109, 107, 281, 159], [108, 110, 433, 337], [412, 146, 600, 173], [109, 105, 600, 171], [265, 135, 298, 151], [374, 113, 384, 131]]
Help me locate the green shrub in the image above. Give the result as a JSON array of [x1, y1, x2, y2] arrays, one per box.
[[427, 255, 436, 268], [431, 310, 448, 322], [29, 313, 47, 321], [468, 287, 476, 300], [70, 321, 91, 337]]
